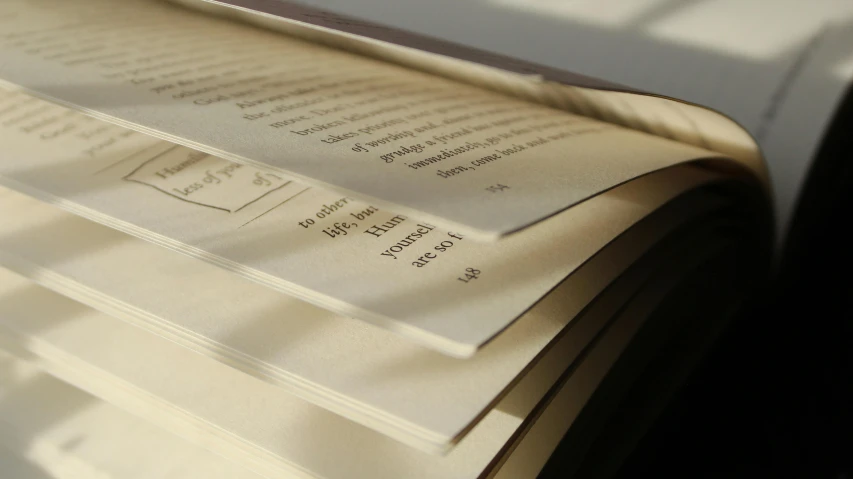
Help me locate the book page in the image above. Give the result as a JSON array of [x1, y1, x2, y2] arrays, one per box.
[[0, 0, 726, 239], [0, 164, 720, 449], [0, 89, 720, 355], [0, 268, 651, 479], [293, 0, 853, 239], [188, 0, 763, 181]]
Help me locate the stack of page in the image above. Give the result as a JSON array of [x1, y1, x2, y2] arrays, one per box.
[[0, 0, 773, 477]]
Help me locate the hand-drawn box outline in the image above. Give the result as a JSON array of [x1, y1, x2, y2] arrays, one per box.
[[123, 145, 291, 213]]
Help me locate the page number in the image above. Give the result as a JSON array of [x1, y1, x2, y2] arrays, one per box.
[[457, 267, 481, 283], [485, 184, 510, 193]]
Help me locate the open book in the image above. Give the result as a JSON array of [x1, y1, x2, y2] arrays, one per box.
[[0, 0, 774, 477]]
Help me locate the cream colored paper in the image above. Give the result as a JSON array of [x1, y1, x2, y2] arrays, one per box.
[[0, 268, 647, 479], [186, 0, 763, 178], [0, 351, 262, 479], [0, 89, 716, 356], [318, 0, 847, 238], [0, 0, 730, 239], [0, 162, 721, 451]]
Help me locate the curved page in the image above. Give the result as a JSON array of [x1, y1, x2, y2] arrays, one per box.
[[0, 268, 649, 479], [288, 0, 852, 239], [0, 89, 717, 356], [195, 0, 764, 175], [0, 166, 719, 452], [0, 0, 759, 239]]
